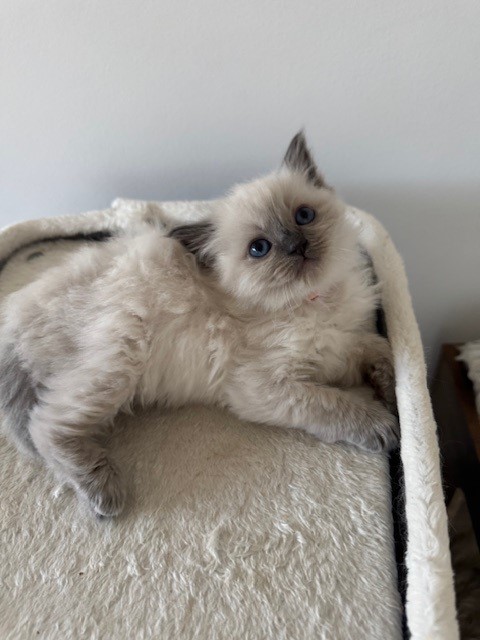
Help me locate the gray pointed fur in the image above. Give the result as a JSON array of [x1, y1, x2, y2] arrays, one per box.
[[282, 131, 326, 188]]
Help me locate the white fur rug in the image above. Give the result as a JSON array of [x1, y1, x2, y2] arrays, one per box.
[[0, 199, 458, 639], [458, 340, 480, 414]]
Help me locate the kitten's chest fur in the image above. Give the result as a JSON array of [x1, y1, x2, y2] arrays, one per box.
[[237, 272, 378, 386], [142, 255, 378, 405]]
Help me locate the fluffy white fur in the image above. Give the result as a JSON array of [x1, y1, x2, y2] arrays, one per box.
[[458, 340, 480, 413]]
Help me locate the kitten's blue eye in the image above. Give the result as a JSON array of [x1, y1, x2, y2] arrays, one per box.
[[295, 206, 316, 225], [249, 238, 272, 258]]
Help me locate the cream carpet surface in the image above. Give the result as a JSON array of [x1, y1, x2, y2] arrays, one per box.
[[1, 405, 400, 639]]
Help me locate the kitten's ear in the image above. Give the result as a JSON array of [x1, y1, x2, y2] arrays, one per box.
[[282, 131, 328, 189], [168, 222, 215, 267]]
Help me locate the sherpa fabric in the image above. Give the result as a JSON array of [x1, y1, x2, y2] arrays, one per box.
[[458, 340, 480, 414], [0, 199, 458, 640]]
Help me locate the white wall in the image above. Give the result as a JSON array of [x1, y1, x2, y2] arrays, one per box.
[[1, 1, 479, 373]]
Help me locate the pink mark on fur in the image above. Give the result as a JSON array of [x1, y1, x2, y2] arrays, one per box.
[[306, 282, 342, 304]]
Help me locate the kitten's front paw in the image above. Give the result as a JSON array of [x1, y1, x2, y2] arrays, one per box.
[[357, 403, 400, 453], [77, 458, 126, 517], [364, 343, 396, 410]]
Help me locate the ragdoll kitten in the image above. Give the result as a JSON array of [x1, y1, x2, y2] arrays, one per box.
[[0, 132, 398, 517]]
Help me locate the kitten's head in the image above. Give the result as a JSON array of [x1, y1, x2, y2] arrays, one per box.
[[169, 132, 355, 312]]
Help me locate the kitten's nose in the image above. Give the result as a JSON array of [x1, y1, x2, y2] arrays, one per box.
[[287, 238, 308, 257]]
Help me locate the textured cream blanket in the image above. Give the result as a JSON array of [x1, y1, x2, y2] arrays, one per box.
[[0, 199, 457, 639]]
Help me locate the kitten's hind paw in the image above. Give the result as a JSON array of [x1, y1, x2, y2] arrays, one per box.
[[77, 457, 126, 518]]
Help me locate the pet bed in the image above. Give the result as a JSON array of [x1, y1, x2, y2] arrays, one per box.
[[0, 198, 458, 639]]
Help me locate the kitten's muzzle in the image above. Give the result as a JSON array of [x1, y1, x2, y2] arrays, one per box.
[[284, 236, 308, 257]]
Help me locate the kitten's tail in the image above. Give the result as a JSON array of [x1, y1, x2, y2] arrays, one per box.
[[0, 341, 39, 456]]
